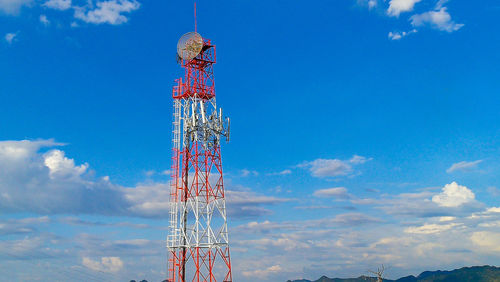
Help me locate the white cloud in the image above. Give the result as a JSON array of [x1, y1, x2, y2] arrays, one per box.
[[404, 223, 460, 234], [82, 256, 124, 273], [301, 159, 351, 177], [237, 213, 379, 232], [278, 169, 292, 175], [486, 207, 500, 213], [446, 160, 482, 173], [313, 187, 351, 199], [355, 185, 482, 218], [226, 189, 290, 218], [388, 32, 402, 40], [231, 202, 500, 282], [43, 0, 71, 10], [356, 0, 378, 10], [0, 140, 288, 219], [0, 140, 150, 216], [435, 0, 449, 9], [0, 0, 32, 14], [39, 14, 50, 25], [124, 182, 170, 217], [0, 216, 49, 235], [432, 182, 475, 207], [4, 32, 18, 44], [349, 155, 371, 164], [387, 0, 421, 17], [299, 155, 371, 178], [235, 220, 297, 234], [411, 7, 464, 32], [487, 186, 500, 197], [388, 29, 417, 40], [0, 234, 60, 260], [0, 139, 61, 159], [470, 232, 500, 252], [240, 169, 259, 177], [322, 212, 381, 226], [74, 0, 140, 25], [242, 264, 282, 278], [267, 169, 292, 176], [44, 149, 88, 179]]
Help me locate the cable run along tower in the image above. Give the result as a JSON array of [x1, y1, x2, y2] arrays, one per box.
[[167, 22, 233, 282]]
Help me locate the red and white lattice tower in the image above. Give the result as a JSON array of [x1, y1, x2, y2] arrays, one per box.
[[167, 29, 233, 282]]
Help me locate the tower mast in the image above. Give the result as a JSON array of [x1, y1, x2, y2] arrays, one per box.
[[167, 11, 233, 282]]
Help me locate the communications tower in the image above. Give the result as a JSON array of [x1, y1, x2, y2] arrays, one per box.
[[166, 26, 233, 282]]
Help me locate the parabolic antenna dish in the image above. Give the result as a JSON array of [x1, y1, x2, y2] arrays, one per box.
[[177, 32, 203, 61]]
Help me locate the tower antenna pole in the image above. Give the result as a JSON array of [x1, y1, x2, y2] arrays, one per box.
[[194, 1, 197, 33], [169, 26, 233, 282]]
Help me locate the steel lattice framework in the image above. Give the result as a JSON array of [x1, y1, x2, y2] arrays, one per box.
[[167, 37, 233, 282]]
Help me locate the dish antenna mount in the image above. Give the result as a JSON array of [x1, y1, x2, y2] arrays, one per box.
[[177, 31, 203, 61]]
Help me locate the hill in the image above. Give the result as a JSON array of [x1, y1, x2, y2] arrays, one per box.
[[287, 265, 500, 282]]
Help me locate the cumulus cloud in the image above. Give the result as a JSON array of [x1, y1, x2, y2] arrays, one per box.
[[39, 14, 50, 25], [240, 169, 259, 177], [432, 182, 475, 207], [0, 216, 49, 235], [0, 140, 164, 217], [74, 0, 140, 25], [75, 233, 159, 260], [0, 140, 286, 219], [355, 0, 463, 40], [226, 189, 290, 218], [0, 233, 67, 262], [321, 212, 381, 227], [362, 190, 451, 217], [242, 264, 282, 278], [124, 182, 170, 217], [388, 29, 417, 40], [387, 0, 421, 17], [299, 155, 371, 178], [2, 0, 141, 27], [411, 7, 464, 32], [356, 0, 378, 10], [349, 155, 371, 164], [234, 213, 379, 238], [82, 256, 124, 273], [300, 159, 350, 177], [0, 140, 133, 215], [470, 232, 500, 252], [232, 199, 500, 282], [267, 169, 292, 176], [42, 0, 70, 10], [60, 216, 150, 229], [446, 160, 482, 173], [234, 220, 297, 234], [0, 0, 32, 14], [435, 0, 449, 9], [355, 183, 482, 218], [313, 187, 351, 199], [4, 31, 18, 44], [487, 186, 500, 197], [44, 149, 89, 179], [404, 223, 460, 234]]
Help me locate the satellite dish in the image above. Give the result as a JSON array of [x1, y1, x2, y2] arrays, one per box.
[[177, 32, 203, 61]]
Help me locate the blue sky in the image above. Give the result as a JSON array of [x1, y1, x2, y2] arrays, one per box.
[[1, 0, 500, 281]]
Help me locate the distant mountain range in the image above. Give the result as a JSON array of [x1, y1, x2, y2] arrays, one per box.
[[287, 265, 500, 282]]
